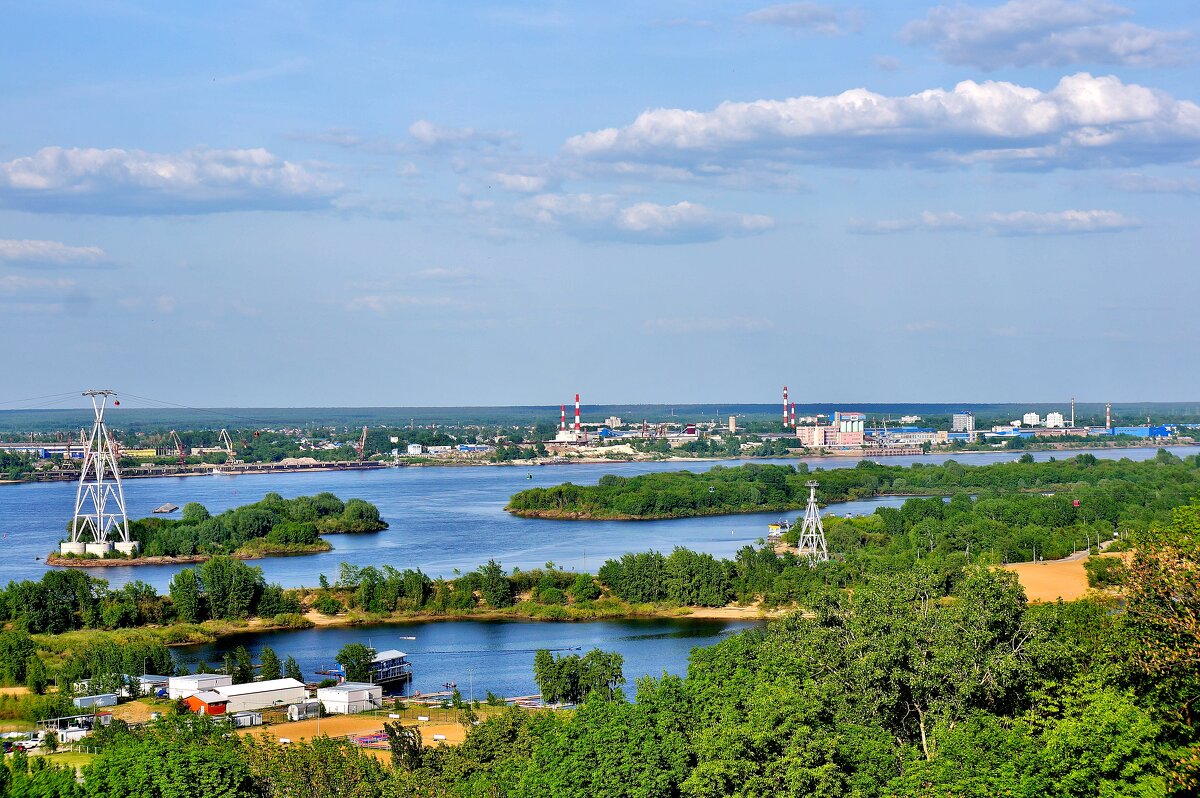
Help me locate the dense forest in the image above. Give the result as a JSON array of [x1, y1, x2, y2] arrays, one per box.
[[59, 492, 386, 559], [507, 450, 1197, 521], [5, 506, 1194, 797]]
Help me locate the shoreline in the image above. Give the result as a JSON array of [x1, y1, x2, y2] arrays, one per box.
[[4, 441, 1192, 488], [45, 541, 332, 568]]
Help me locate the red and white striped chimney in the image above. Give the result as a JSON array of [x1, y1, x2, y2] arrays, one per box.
[[790, 403, 796, 429], [560, 405, 566, 431], [574, 393, 581, 432], [783, 386, 789, 427]]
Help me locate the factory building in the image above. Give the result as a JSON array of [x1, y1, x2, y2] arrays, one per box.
[[795, 411, 866, 448], [1045, 412, 1065, 428], [1022, 412, 1041, 427]]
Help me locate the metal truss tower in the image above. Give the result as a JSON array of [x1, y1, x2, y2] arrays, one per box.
[[797, 480, 829, 563], [68, 390, 132, 546]]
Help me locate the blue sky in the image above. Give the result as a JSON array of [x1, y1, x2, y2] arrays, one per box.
[[2, 1, 1199, 407]]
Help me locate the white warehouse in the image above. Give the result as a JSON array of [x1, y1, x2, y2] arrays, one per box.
[[214, 678, 308, 713], [168, 674, 232, 700], [317, 682, 383, 715]]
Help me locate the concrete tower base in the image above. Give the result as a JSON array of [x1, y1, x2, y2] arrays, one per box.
[[59, 541, 87, 557], [85, 541, 114, 557], [114, 541, 140, 557]]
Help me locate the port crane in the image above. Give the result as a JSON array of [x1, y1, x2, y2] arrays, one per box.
[[355, 426, 368, 460], [218, 429, 236, 463], [168, 430, 187, 465]]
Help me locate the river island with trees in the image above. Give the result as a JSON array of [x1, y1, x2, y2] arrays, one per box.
[[48, 492, 386, 566]]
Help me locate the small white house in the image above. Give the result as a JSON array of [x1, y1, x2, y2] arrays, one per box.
[[213, 678, 308, 713], [316, 682, 383, 714], [228, 711, 263, 728], [168, 674, 233, 700], [406, 444, 424, 455]]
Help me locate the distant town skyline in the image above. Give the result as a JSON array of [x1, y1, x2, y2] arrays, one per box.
[[2, 1, 1198, 405]]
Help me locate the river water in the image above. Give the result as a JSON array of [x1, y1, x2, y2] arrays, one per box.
[[0, 446, 1192, 592], [172, 617, 761, 699]]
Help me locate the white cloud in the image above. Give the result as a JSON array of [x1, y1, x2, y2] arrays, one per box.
[[902, 0, 1193, 70], [407, 120, 512, 150], [491, 172, 549, 193], [745, 3, 862, 36], [0, 239, 105, 264], [849, 208, 1136, 234], [644, 317, 776, 334], [0, 146, 339, 214], [563, 73, 1200, 171], [986, 209, 1138, 234], [522, 193, 774, 244]]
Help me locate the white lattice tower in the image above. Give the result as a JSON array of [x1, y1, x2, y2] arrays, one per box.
[[797, 480, 828, 563], [69, 390, 131, 544]]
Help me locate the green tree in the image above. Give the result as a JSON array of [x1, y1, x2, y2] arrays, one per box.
[[336, 643, 376, 682], [384, 721, 424, 771], [284, 656, 303, 683], [232, 646, 255, 684], [181, 502, 210, 523], [168, 568, 204, 623], [25, 654, 48, 695], [477, 560, 514, 608], [0, 630, 36, 684], [259, 647, 281, 681]]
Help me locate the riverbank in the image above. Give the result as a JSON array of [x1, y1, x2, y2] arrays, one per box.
[[45, 540, 333, 568]]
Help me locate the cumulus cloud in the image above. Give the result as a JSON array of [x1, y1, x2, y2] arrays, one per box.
[[564, 73, 1200, 171], [745, 3, 863, 36], [849, 208, 1136, 234], [522, 193, 774, 244], [902, 0, 1193, 70], [0, 147, 339, 214], [0, 239, 105, 265], [644, 316, 776, 334]]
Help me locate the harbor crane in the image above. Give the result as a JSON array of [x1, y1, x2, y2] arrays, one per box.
[[218, 429, 236, 462], [355, 426, 368, 460], [168, 430, 187, 465]]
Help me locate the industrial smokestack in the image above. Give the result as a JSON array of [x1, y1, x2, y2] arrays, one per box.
[[1071, 396, 1075, 428], [790, 403, 796, 429], [575, 393, 581, 432], [1105, 402, 1112, 430], [783, 386, 789, 427], [560, 405, 566, 432]]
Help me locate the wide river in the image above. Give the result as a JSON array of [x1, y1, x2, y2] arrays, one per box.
[[0, 446, 1192, 592], [3, 445, 1191, 697]]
